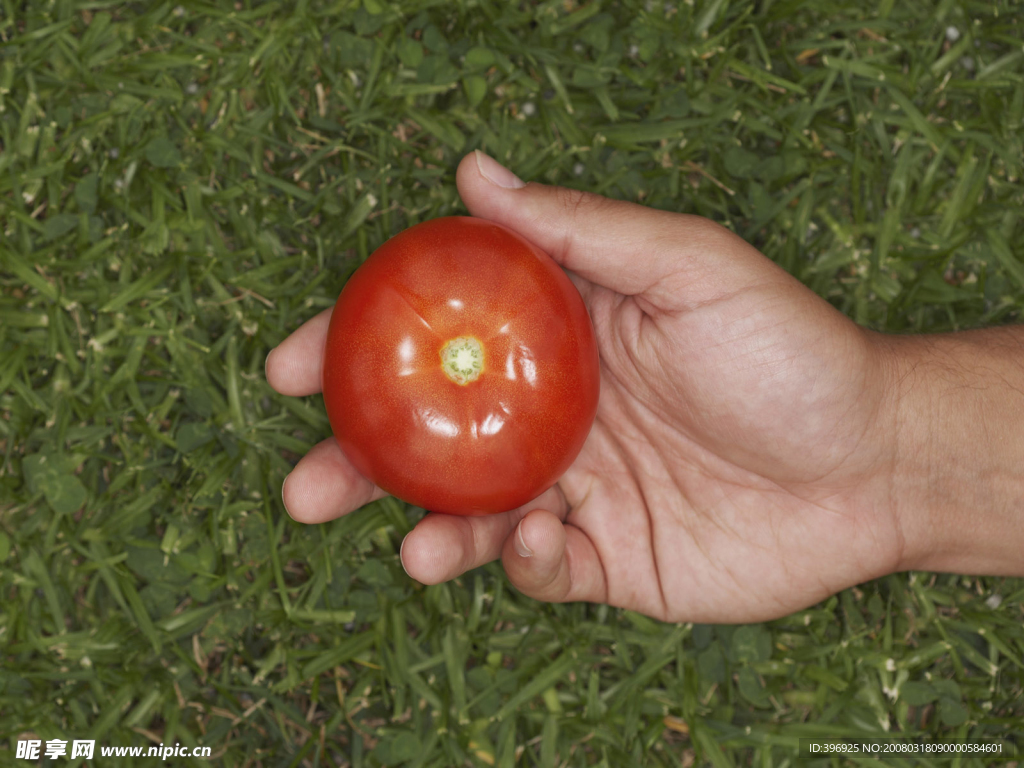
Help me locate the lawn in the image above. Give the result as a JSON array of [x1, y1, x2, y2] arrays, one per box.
[[2, 0, 1024, 766]]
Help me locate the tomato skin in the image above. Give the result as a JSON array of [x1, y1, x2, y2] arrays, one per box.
[[322, 216, 599, 516]]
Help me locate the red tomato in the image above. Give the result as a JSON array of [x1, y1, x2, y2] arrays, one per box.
[[322, 216, 600, 516]]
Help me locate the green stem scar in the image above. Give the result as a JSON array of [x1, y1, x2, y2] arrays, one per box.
[[440, 336, 484, 385]]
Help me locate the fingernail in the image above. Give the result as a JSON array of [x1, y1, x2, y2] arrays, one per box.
[[399, 534, 410, 576], [264, 347, 275, 381], [280, 473, 290, 514], [514, 520, 533, 558], [475, 150, 526, 189]]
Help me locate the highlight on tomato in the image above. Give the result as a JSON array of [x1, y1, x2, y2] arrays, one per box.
[[321, 216, 600, 515]]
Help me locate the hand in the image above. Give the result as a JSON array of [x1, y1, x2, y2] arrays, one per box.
[[266, 150, 904, 623]]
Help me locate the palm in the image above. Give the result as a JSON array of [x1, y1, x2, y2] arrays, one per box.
[[554, 276, 901, 623]]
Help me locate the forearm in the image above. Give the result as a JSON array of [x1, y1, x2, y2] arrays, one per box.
[[878, 326, 1024, 576]]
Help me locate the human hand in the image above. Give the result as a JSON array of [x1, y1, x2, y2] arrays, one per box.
[[266, 150, 905, 623]]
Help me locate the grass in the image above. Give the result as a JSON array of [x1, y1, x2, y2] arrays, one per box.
[[2, 0, 1024, 765]]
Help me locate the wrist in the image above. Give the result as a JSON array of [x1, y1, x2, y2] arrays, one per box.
[[874, 328, 1024, 576]]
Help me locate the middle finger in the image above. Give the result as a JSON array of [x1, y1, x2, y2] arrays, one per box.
[[282, 436, 388, 523]]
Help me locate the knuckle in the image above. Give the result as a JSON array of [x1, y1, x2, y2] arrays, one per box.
[[688, 214, 738, 248], [553, 186, 612, 259], [556, 186, 605, 221]]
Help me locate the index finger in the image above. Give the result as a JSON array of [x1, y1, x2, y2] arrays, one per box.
[[266, 307, 332, 396]]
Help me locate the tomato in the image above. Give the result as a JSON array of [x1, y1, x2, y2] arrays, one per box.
[[322, 216, 600, 516]]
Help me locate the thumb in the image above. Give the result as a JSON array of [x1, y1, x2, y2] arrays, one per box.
[[456, 151, 779, 311], [500, 509, 607, 605]]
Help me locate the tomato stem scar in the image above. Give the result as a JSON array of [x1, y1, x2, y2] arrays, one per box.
[[440, 336, 484, 385]]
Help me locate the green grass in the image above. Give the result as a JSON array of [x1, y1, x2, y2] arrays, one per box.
[[2, 0, 1024, 765]]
